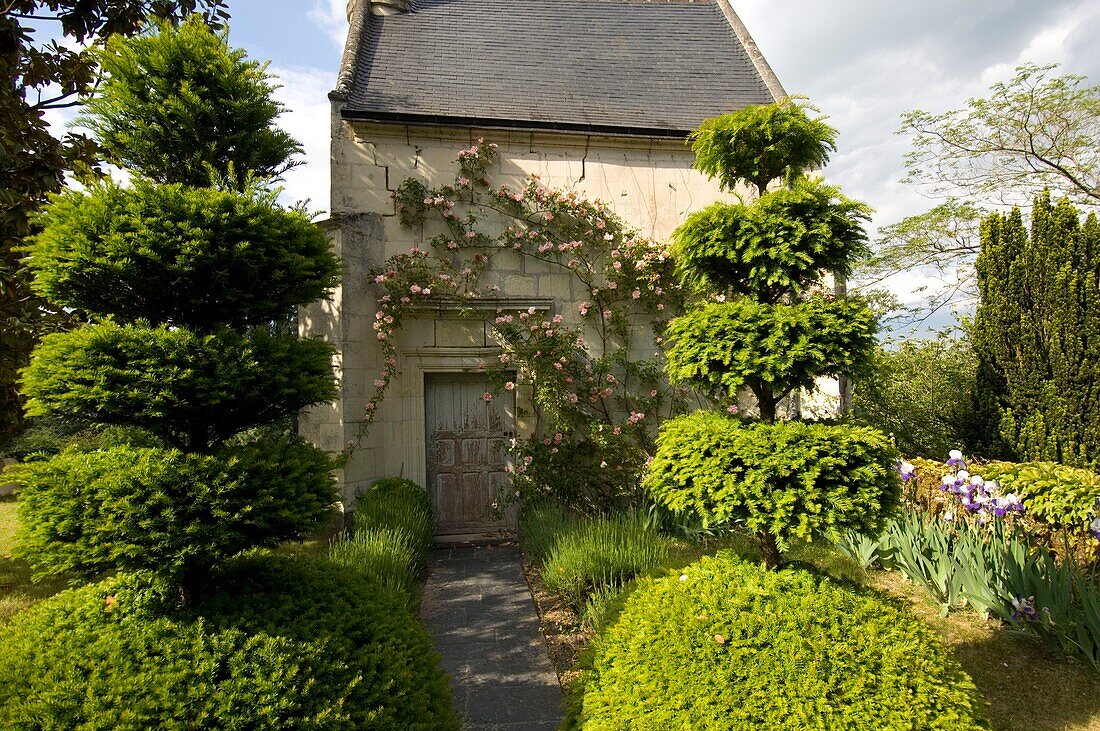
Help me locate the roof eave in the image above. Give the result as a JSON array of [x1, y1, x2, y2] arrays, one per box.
[[339, 110, 694, 139]]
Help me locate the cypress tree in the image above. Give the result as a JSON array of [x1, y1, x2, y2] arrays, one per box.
[[13, 19, 340, 597], [972, 193, 1100, 467]]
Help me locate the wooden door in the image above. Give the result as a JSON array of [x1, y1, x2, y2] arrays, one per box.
[[425, 373, 515, 534]]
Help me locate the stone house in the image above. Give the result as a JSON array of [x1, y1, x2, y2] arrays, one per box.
[[301, 0, 792, 535]]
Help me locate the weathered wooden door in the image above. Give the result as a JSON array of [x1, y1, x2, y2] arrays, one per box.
[[425, 373, 515, 534]]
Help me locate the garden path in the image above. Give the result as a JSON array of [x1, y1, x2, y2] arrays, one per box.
[[421, 544, 563, 731]]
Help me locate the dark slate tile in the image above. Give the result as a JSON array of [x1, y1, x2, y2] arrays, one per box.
[[343, 0, 778, 132]]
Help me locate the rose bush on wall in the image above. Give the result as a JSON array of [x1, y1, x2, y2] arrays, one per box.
[[354, 141, 692, 511]]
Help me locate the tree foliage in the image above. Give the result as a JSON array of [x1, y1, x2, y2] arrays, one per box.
[[689, 98, 837, 195], [13, 20, 338, 592], [0, 0, 229, 448], [971, 194, 1100, 468], [855, 200, 985, 329], [23, 180, 339, 328], [864, 64, 1100, 328], [901, 63, 1100, 209], [851, 336, 976, 459], [78, 16, 301, 187]]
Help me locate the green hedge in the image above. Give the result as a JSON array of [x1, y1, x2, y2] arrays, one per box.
[[0, 555, 459, 730], [12, 438, 336, 581], [569, 552, 989, 730], [905, 456, 1100, 535], [21, 322, 336, 450], [645, 412, 901, 551], [23, 180, 340, 328]]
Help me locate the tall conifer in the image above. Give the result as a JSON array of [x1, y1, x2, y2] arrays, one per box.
[[973, 193, 1100, 467]]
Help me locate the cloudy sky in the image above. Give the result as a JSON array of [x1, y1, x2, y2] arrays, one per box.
[[49, 0, 1100, 327]]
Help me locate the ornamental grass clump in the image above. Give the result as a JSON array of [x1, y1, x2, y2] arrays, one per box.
[[12, 19, 340, 597], [568, 551, 990, 730], [540, 510, 670, 611], [651, 100, 898, 567], [329, 477, 436, 600]]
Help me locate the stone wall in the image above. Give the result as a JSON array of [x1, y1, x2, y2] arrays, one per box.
[[302, 113, 840, 502]]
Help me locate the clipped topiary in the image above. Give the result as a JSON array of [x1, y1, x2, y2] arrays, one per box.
[[689, 98, 837, 193], [671, 177, 870, 301], [0, 555, 460, 731], [199, 555, 459, 731], [78, 16, 302, 189], [22, 322, 336, 450], [22, 180, 338, 329], [12, 20, 340, 593], [569, 552, 989, 730], [12, 437, 335, 584], [645, 412, 900, 565], [664, 298, 877, 411], [656, 101, 891, 566]]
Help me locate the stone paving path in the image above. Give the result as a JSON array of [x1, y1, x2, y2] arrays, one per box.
[[421, 544, 563, 731]]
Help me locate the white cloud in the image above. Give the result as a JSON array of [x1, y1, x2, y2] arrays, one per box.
[[308, 0, 349, 50], [727, 0, 1099, 333], [270, 65, 334, 214]]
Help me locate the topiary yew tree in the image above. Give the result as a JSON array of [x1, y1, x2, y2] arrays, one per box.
[[12, 19, 340, 596], [648, 99, 899, 567]]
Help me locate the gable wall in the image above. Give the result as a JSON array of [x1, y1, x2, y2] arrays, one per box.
[[302, 114, 774, 503]]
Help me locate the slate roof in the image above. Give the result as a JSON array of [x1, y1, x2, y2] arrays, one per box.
[[336, 0, 784, 136]]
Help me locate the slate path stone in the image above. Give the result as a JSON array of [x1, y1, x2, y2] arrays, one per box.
[[421, 545, 563, 731]]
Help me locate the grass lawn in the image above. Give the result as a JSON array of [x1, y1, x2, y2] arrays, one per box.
[[531, 532, 1100, 731], [0, 497, 67, 626]]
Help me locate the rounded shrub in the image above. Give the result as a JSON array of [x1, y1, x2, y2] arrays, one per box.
[[645, 412, 901, 557], [571, 552, 989, 730], [0, 572, 348, 730], [0, 555, 459, 730], [199, 554, 459, 730], [21, 322, 336, 449], [23, 180, 339, 328], [12, 437, 336, 581]]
